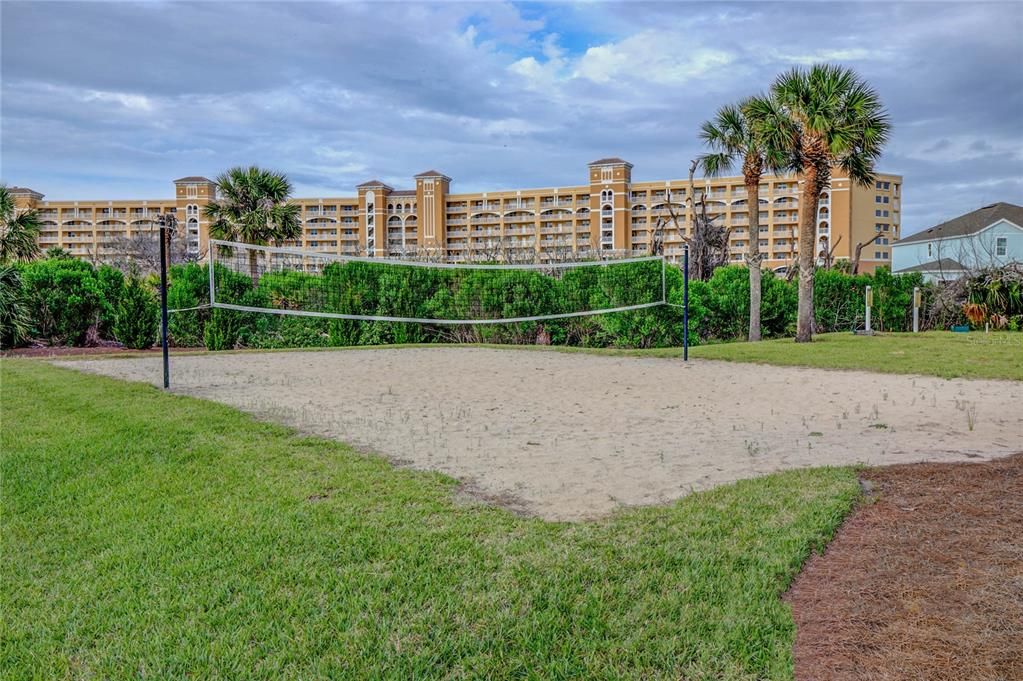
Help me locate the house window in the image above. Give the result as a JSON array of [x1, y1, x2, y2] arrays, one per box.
[[883, 252, 889, 259], [996, 237, 1007, 256], [927, 243, 933, 257], [875, 251, 882, 259]]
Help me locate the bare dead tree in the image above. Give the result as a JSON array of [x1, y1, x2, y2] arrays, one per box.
[[818, 234, 842, 269], [646, 160, 731, 279], [108, 229, 196, 274], [851, 232, 883, 274]]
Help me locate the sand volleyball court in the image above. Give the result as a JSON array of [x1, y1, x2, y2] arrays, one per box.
[[59, 348, 1022, 520]]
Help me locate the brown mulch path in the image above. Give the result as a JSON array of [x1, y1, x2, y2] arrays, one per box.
[[787, 453, 1023, 681], [1, 342, 203, 358]]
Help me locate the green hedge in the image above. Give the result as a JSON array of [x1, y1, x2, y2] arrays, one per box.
[[1, 256, 946, 350]]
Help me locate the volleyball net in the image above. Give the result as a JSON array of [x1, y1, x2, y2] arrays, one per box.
[[208, 239, 667, 325]]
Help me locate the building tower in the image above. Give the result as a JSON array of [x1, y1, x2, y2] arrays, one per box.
[[173, 176, 216, 257], [587, 158, 632, 252], [414, 170, 451, 254], [356, 180, 393, 257]]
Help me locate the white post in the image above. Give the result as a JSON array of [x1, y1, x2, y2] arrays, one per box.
[[865, 285, 873, 334], [912, 286, 920, 333]]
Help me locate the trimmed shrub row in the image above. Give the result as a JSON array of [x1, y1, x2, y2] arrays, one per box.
[[5, 254, 959, 351]]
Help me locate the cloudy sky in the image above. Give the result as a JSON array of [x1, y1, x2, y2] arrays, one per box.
[[2, 1, 1021, 234]]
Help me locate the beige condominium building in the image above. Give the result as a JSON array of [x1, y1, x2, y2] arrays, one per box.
[[11, 159, 902, 271]]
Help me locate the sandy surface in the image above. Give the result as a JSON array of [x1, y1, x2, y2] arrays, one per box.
[[57, 348, 1023, 521]]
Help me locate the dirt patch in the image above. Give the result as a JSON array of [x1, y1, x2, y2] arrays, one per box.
[[787, 453, 1023, 681], [55, 347, 1023, 521], [3, 342, 203, 359]]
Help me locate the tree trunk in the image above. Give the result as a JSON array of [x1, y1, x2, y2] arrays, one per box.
[[248, 249, 260, 289], [744, 162, 763, 342], [795, 164, 819, 342], [851, 233, 882, 274]]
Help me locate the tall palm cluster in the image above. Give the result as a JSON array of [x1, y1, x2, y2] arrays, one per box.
[[204, 166, 302, 286], [0, 184, 42, 346], [698, 63, 891, 342]]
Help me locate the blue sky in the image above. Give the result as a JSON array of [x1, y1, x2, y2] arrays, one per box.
[[2, 1, 1021, 235]]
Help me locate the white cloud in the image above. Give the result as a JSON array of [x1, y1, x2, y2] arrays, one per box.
[[82, 90, 154, 112], [769, 48, 892, 66], [574, 31, 734, 85]]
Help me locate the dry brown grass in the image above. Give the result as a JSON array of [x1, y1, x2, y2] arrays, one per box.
[[787, 453, 1023, 681]]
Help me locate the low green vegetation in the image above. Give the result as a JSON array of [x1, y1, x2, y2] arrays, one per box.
[[4, 251, 1019, 354], [2, 361, 860, 679], [166, 259, 934, 351], [686, 332, 1023, 381], [112, 273, 159, 350]]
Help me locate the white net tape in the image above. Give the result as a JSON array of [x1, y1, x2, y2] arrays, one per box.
[[209, 239, 666, 325]]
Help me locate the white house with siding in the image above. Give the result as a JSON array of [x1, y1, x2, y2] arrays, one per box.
[[892, 202, 1023, 281]]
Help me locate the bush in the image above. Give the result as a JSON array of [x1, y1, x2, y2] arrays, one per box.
[[20, 258, 102, 345], [23, 254, 972, 352], [0, 265, 31, 348], [167, 263, 211, 347], [113, 274, 158, 349], [96, 265, 125, 338]]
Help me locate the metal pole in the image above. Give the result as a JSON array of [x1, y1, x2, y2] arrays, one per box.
[[913, 286, 920, 333], [158, 215, 170, 389], [865, 284, 872, 334], [683, 244, 689, 361]]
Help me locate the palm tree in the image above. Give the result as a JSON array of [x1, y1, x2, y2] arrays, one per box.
[[0, 184, 42, 263], [751, 64, 891, 342], [698, 99, 786, 341], [203, 166, 302, 286]]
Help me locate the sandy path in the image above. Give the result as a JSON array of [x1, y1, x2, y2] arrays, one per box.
[[57, 348, 1023, 521]]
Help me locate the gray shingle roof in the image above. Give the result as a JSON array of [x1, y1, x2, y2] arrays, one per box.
[[894, 258, 967, 273], [356, 179, 392, 189], [413, 170, 450, 179], [7, 186, 42, 195], [173, 176, 213, 183], [588, 157, 632, 166], [897, 202, 1023, 245]]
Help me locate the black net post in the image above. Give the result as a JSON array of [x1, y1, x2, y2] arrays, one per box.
[[683, 243, 689, 362], [158, 214, 170, 389]]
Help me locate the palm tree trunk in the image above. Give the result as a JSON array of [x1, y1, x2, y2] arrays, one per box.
[[248, 249, 260, 289], [795, 165, 819, 342], [745, 168, 763, 342]]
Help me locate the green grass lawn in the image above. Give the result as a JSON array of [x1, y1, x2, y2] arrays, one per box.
[[1, 360, 860, 680], [686, 331, 1023, 381]]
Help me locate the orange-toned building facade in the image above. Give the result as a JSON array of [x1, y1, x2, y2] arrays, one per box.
[[10, 159, 902, 271]]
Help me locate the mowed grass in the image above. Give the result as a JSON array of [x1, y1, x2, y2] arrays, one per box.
[[686, 331, 1023, 381], [0, 361, 860, 680]]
